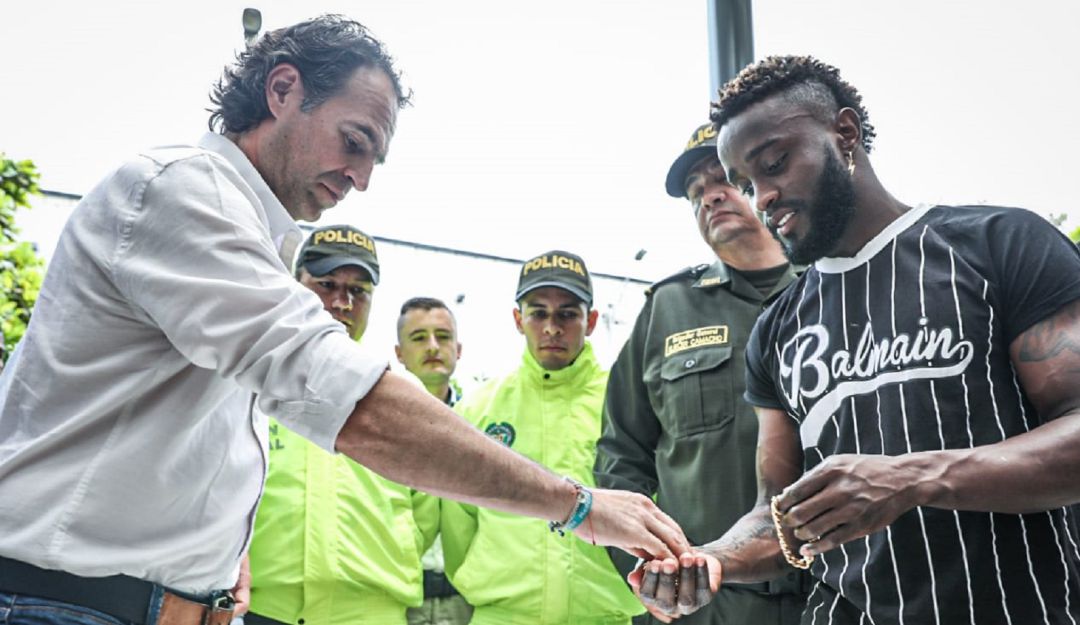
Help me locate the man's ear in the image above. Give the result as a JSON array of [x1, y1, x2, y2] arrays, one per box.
[[834, 107, 862, 154], [394, 344, 404, 364], [266, 63, 304, 119], [585, 308, 600, 336], [512, 307, 525, 335]]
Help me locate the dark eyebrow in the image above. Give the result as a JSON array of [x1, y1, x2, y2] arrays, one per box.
[[744, 138, 779, 165], [727, 138, 778, 183]]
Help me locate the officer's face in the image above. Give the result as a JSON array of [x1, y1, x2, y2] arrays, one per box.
[[257, 65, 398, 223], [298, 265, 374, 341], [513, 287, 598, 371], [396, 307, 461, 390], [684, 155, 768, 251]]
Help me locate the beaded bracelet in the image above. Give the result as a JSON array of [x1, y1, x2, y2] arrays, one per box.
[[549, 477, 593, 536]]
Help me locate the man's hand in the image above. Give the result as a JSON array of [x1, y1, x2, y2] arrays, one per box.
[[776, 453, 925, 557], [574, 488, 690, 560], [628, 552, 720, 622], [230, 554, 251, 616]]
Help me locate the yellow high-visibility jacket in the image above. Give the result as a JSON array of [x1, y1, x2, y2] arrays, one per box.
[[441, 343, 643, 625]]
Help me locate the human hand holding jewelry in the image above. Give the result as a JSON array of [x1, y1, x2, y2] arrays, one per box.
[[774, 452, 927, 558]]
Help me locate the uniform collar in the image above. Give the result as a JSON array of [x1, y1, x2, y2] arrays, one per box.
[[198, 132, 303, 267], [695, 259, 800, 303], [520, 341, 599, 384], [691, 261, 732, 289]]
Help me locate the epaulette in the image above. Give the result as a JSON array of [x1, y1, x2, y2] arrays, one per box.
[[644, 264, 710, 296]]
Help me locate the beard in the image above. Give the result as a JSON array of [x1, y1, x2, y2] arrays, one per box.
[[774, 147, 856, 265]]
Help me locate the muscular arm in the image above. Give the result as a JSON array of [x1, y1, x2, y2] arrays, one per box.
[[921, 296, 1080, 512], [780, 298, 1080, 557], [336, 371, 690, 559]]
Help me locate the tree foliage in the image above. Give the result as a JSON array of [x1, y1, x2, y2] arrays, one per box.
[[1, 154, 44, 363]]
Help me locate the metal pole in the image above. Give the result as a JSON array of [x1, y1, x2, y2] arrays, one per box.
[[707, 0, 754, 98]]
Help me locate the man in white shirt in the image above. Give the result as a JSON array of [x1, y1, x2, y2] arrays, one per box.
[[0, 14, 688, 625]]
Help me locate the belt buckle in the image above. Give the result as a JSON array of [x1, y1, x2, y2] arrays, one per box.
[[202, 590, 236, 625], [209, 591, 235, 611]]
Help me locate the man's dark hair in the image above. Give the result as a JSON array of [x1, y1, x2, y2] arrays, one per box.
[[397, 296, 456, 338], [710, 55, 876, 152], [208, 14, 411, 134]]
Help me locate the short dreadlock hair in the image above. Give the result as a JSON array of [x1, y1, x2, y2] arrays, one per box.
[[710, 55, 876, 152]]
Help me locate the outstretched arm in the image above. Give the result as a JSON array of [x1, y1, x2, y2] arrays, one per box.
[[336, 371, 690, 560]]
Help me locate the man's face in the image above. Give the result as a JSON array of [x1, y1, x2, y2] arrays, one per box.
[[261, 65, 398, 222], [718, 96, 856, 264], [512, 286, 598, 371], [684, 154, 769, 251], [298, 265, 374, 341], [395, 307, 461, 388]]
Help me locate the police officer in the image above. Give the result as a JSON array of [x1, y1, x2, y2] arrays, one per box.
[[441, 251, 644, 625], [247, 225, 432, 625], [594, 123, 807, 624]]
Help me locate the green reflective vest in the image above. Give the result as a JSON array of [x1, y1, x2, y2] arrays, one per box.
[[248, 418, 436, 624], [441, 342, 643, 625]]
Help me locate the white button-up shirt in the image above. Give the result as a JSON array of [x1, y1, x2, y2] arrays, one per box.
[[0, 133, 386, 594]]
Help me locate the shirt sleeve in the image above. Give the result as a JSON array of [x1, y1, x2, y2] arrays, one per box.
[[984, 207, 1080, 343], [111, 153, 387, 452], [594, 303, 660, 497]]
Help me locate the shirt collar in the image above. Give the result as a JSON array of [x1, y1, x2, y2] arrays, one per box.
[[521, 341, 598, 384], [198, 132, 303, 266]]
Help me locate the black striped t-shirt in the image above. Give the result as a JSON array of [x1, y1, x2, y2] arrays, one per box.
[[745, 204, 1080, 625]]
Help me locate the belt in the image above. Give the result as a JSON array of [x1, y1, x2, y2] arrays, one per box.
[[0, 555, 234, 625], [422, 570, 460, 599], [727, 569, 811, 596]]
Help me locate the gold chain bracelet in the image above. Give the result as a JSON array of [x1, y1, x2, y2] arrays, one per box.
[[770, 495, 814, 570]]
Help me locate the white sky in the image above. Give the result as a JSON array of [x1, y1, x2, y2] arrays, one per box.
[[6, 0, 1078, 279], [3, 1, 1079, 376]]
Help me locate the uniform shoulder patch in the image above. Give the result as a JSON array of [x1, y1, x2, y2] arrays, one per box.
[[484, 422, 516, 448], [645, 264, 709, 296]]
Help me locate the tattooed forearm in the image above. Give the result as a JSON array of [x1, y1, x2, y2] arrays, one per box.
[[702, 506, 789, 583], [717, 515, 774, 552]]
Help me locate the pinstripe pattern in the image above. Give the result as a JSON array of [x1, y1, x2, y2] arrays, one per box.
[[746, 205, 1080, 625]]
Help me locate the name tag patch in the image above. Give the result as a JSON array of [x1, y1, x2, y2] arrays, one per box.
[[665, 325, 729, 357]]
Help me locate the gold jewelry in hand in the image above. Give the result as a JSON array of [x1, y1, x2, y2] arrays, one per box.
[[771, 495, 814, 570]]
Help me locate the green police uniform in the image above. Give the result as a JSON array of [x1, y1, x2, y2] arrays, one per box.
[[595, 260, 807, 625], [441, 343, 644, 625]]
